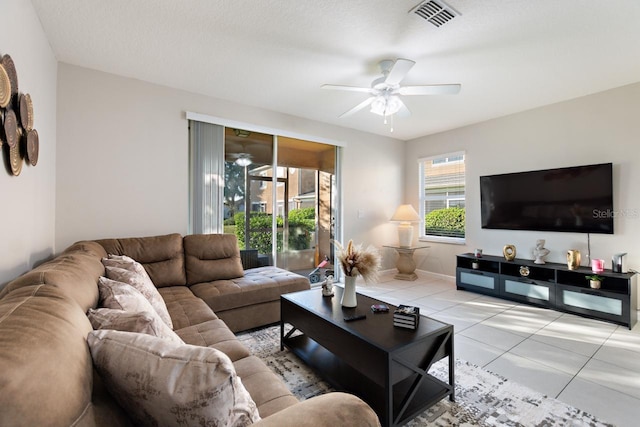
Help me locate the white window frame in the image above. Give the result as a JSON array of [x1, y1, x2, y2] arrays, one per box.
[[418, 151, 466, 245]]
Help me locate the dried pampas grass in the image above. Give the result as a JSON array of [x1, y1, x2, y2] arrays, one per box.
[[333, 239, 381, 284]]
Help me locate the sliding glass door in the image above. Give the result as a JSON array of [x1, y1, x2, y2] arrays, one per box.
[[216, 127, 338, 275]]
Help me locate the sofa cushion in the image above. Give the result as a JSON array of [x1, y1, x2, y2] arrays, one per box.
[[0, 285, 94, 426], [184, 233, 244, 285], [233, 356, 298, 419], [0, 241, 106, 311], [88, 308, 183, 345], [176, 319, 251, 362], [159, 286, 219, 329], [87, 329, 261, 427], [190, 267, 310, 313], [104, 265, 173, 329], [96, 233, 186, 287]]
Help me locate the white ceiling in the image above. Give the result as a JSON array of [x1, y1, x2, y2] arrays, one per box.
[[31, 0, 640, 140]]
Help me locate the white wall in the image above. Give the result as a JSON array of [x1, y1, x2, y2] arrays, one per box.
[[0, 0, 58, 287], [56, 64, 403, 268], [406, 82, 640, 277]]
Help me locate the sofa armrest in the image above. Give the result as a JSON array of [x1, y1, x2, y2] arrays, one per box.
[[253, 392, 381, 427]]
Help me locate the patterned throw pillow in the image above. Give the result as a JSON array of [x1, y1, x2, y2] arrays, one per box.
[[87, 329, 261, 427], [102, 257, 173, 329], [97, 277, 176, 338], [88, 308, 183, 345], [102, 254, 145, 274]]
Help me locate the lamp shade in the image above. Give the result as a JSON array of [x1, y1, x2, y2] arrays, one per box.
[[390, 204, 420, 223]]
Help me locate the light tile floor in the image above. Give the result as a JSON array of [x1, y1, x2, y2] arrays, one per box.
[[345, 271, 640, 427]]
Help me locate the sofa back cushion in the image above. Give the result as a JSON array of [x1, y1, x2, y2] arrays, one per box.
[[0, 285, 95, 426], [96, 233, 186, 287], [184, 234, 244, 285], [0, 241, 106, 312]]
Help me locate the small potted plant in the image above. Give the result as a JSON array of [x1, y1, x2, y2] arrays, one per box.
[[585, 274, 604, 289]]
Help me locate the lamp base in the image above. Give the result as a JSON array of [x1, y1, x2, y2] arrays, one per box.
[[397, 224, 413, 248]]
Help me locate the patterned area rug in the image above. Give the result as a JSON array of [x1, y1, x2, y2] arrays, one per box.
[[237, 325, 614, 427]]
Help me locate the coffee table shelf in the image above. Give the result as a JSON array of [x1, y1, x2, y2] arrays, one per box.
[[281, 288, 454, 427]]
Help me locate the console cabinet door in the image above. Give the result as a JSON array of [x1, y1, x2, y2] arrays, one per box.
[[499, 277, 556, 307], [456, 268, 499, 296], [556, 284, 629, 326]]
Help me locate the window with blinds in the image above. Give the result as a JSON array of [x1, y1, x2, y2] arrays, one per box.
[[418, 152, 466, 242]]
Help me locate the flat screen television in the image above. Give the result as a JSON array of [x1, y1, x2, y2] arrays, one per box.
[[480, 163, 613, 234]]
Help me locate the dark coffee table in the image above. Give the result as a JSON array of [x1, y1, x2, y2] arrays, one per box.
[[280, 287, 454, 427]]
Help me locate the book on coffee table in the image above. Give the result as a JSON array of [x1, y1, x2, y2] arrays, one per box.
[[393, 305, 419, 329]]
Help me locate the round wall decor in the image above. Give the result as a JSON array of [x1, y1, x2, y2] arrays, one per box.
[[1, 55, 18, 97], [0, 64, 11, 108], [1, 52, 39, 176], [9, 141, 22, 176], [27, 128, 39, 166], [19, 93, 33, 131], [3, 109, 18, 149]]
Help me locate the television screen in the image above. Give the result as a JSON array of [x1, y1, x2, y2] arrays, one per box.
[[480, 163, 613, 234]]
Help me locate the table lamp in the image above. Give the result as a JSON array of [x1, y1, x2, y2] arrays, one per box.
[[390, 204, 421, 248]]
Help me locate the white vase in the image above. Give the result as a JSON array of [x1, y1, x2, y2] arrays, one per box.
[[341, 275, 358, 308]]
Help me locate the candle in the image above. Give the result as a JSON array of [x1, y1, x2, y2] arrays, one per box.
[[591, 259, 605, 273]]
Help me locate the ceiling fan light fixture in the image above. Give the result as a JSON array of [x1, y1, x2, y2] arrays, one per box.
[[235, 153, 252, 167], [370, 95, 402, 117]]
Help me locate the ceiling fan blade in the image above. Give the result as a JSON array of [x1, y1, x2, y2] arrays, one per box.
[[385, 59, 416, 86], [396, 100, 411, 118], [339, 97, 375, 118], [321, 84, 373, 93], [399, 84, 461, 95]]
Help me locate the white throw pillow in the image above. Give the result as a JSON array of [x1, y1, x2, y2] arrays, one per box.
[[87, 329, 261, 427], [88, 308, 183, 345], [102, 258, 173, 329]]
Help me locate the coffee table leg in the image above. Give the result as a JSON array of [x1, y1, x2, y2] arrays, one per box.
[[449, 333, 455, 402], [280, 320, 284, 351]]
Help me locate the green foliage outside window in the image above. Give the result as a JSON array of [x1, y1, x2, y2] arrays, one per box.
[[233, 207, 316, 254], [425, 207, 465, 238]]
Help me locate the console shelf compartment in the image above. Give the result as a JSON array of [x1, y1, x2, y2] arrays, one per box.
[[456, 253, 637, 329]]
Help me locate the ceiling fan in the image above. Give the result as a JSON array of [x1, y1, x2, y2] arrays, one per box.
[[322, 58, 461, 120]]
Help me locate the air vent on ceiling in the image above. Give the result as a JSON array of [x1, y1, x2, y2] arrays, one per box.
[[410, 0, 459, 27]]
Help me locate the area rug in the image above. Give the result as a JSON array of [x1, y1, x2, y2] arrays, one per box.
[[237, 325, 614, 427]]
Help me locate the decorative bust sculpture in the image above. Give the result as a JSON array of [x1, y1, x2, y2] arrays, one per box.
[[533, 239, 550, 264]]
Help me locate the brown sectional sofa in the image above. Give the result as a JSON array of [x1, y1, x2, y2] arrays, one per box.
[[0, 233, 380, 427]]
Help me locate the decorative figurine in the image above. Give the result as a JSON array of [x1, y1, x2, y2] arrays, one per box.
[[503, 244, 516, 261], [322, 275, 334, 297], [533, 239, 550, 264]]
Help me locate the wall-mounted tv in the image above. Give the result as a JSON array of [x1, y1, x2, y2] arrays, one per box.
[[480, 163, 613, 234]]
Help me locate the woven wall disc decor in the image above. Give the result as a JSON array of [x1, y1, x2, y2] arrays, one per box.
[[3, 109, 18, 149], [1, 55, 18, 96], [0, 64, 11, 108], [19, 93, 33, 131], [9, 141, 22, 176], [27, 129, 39, 166], [0, 52, 39, 176]]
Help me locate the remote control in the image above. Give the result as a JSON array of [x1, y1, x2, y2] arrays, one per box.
[[344, 314, 366, 322]]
